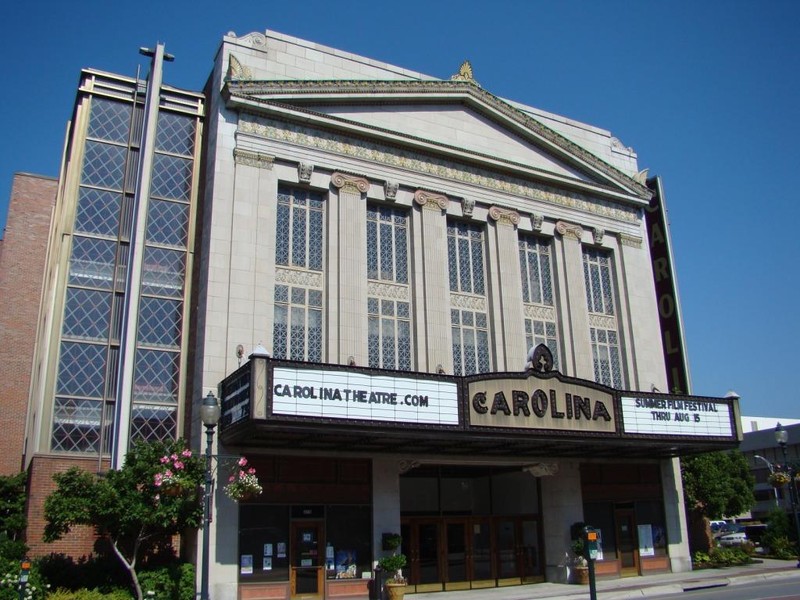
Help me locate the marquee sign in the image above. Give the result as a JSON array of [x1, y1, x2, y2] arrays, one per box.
[[468, 374, 616, 433], [271, 367, 459, 426], [620, 395, 734, 437]]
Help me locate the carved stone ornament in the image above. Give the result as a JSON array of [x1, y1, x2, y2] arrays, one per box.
[[399, 459, 421, 474], [450, 60, 479, 86], [555, 220, 584, 242], [413, 190, 449, 211], [462, 197, 475, 217], [531, 212, 544, 231], [233, 148, 273, 169], [523, 462, 559, 477], [298, 162, 314, 183], [331, 171, 369, 194], [384, 180, 399, 200], [633, 168, 649, 185], [488, 205, 521, 226], [592, 227, 605, 245], [527, 343, 554, 373], [226, 54, 253, 81]]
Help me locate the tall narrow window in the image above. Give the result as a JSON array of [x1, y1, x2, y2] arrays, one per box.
[[448, 221, 490, 375], [367, 204, 412, 370], [273, 186, 325, 362], [583, 248, 624, 387], [519, 235, 560, 368]]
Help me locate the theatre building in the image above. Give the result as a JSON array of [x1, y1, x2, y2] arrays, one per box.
[[193, 30, 741, 599]]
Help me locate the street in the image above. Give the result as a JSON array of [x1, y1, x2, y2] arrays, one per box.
[[645, 579, 800, 600]]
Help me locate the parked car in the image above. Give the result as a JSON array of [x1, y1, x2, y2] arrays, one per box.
[[716, 529, 747, 547], [710, 520, 727, 533]]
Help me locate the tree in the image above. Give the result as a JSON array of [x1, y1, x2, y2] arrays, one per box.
[[0, 472, 28, 560], [44, 439, 204, 600], [681, 450, 755, 552]]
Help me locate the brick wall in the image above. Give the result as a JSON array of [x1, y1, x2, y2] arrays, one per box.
[[0, 173, 57, 475], [25, 455, 106, 558]]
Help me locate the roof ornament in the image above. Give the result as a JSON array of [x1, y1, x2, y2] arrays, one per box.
[[226, 54, 252, 81], [450, 60, 479, 86]]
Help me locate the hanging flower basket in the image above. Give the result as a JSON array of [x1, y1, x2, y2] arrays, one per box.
[[768, 471, 791, 487], [154, 448, 200, 499], [224, 457, 263, 502]]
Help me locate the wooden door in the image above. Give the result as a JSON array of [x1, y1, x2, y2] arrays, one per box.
[[291, 521, 324, 599]]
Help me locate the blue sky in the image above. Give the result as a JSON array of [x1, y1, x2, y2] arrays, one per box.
[[2, 1, 798, 418]]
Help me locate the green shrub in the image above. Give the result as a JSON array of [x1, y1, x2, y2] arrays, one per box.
[[0, 558, 47, 600], [768, 535, 797, 560], [694, 546, 753, 568], [137, 563, 195, 600], [46, 590, 132, 600], [36, 552, 129, 593]]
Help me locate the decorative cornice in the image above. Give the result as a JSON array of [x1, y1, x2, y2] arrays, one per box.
[[414, 190, 449, 211], [233, 148, 273, 169], [227, 79, 653, 200], [617, 232, 643, 248], [592, 227, 605, 245], [462, 197, 475, 217], [384, 180, 399, 201], [331, 171, 369, 194], [488, 205, 521, 226], [298, 162, 314, 183], [555, 221, 584, 242], [237, 116, 640, 224]]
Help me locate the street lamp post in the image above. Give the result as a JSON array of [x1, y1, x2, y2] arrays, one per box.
[[774, 423, 800, 569], [754, 454, 781, 509], [199, 391, 222, 599]]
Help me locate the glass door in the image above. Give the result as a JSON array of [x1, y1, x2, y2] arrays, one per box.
[[495, 518, 519, 581], [291, 521, 324, 599], [470, 518, 493, 583], [445, 520, 468, 587], [614, 509, 639, 576]]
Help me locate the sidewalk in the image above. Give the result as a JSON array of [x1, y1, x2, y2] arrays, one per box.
[[409, 559, 800, 599]]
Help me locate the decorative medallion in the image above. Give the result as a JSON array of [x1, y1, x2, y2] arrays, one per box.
[[592, 227, 605, 245], [555, 221, 584, 242], [488, 205, 520, 226], [531, 212, 544, 232], [331, 171, 369, 194], [527, 343, 554, 373], [298, 162, 314, 183], [413, 189, 449, 211]]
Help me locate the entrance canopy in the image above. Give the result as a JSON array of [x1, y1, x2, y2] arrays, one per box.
[[218, 356, 741, 460]]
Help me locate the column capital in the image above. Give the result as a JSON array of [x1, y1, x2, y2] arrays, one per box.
[[233, 148, 274, 169], [555, 220, 584, 242], [414, 189, 449, 211], [488, 205, 520, 227], [331, 171, 370, 194]]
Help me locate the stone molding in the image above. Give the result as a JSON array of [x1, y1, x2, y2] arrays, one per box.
[[298, 162, 314, 183], [488, 205, 521, 226], [331, 171, 370, 194], [233, 148, 274, 169], [414, 190, 449, 211], [555, 221, 584, 242], [617, 232, 643, 248], [237, 116, 640, 224]]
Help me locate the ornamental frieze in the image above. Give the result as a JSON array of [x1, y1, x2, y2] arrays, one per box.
[[523, 304, 556, 321], [450, 293, 487, 312], [275, 267, 323, 288], [237, 117, 639, 224]]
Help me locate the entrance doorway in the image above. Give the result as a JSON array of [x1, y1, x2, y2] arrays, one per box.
[[290, 521, 324, 599], [614, 509, 639, 576], [402, 516, 542, 591]]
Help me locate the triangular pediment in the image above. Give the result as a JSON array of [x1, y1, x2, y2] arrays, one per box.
[[224, 79, 651, 203]]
